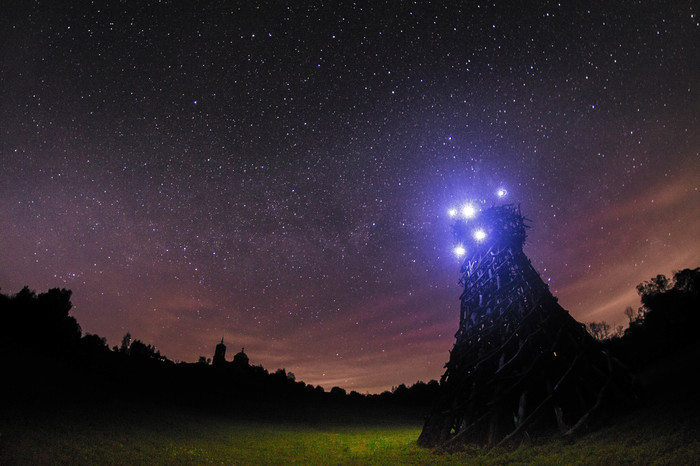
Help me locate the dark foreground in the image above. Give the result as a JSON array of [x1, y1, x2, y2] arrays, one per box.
[[1, 279, 699, 464], [2, 353, 699, 465]]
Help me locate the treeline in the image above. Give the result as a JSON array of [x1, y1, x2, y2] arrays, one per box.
[[5, 268, 695, 411], [586, 267, 700, 370], [0, 286, 438, 409]]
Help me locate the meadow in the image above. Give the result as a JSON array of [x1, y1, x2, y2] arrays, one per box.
[[3, 273, 698, 464], [2, 392, 699, 465]]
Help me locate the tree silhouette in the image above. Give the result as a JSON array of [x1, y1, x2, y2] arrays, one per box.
[[636, 268, 700, 348], [636, 274, 670, 301], [1, 286, 80, 354], [586, 321, 612, 340], [119, 332, 132, 354], [605, 268, 700, 369], [129, 339, 166, 362]]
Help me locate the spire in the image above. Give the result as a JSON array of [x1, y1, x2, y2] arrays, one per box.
[[213, 337, 227, 366]]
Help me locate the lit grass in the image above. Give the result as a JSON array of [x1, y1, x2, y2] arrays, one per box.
[[1, 406, 443, 465], [1, 400, 699, 464]]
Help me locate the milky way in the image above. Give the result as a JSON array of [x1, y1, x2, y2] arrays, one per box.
[[1, 2, 698, 393]]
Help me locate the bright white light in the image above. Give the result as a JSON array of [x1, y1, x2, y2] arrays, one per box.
[[497, 188, 507, 197], [473, 229, 487, 241], [454, 245, 466, 257], [461, 204, 476, 218], [448, 208, 457, 217]]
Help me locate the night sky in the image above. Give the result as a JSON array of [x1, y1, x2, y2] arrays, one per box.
[[1, 2, 698, 394]]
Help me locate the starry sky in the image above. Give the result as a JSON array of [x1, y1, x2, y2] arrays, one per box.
[[1, 1, 698, 394]]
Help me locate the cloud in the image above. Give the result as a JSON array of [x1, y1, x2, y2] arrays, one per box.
[[554, 165, 700, 325]]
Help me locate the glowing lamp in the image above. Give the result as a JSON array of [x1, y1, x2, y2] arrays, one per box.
[[473, 229, 487, 241], [497, 188, 507, 198], [454, 245, 466, 257], [461, 204, 476, 218], [448, 208, 458, 218]]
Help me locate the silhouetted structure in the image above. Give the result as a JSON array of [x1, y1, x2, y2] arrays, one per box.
[[213, 338, 226, 366], [232, 347, 249, 369], [418, 205, 633, 450]]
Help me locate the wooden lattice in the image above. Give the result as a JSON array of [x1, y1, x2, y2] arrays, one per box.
[[418, 204, 633, 449]]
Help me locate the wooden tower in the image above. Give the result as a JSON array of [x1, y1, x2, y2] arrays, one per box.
[[418, 204, 633, 449]]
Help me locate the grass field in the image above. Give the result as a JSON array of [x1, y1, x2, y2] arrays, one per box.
[[2, 394, 699, 465]]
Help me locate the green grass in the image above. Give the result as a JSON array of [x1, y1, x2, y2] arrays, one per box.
[[1, 398, 699, 465], [0, 405, 435, 465]]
